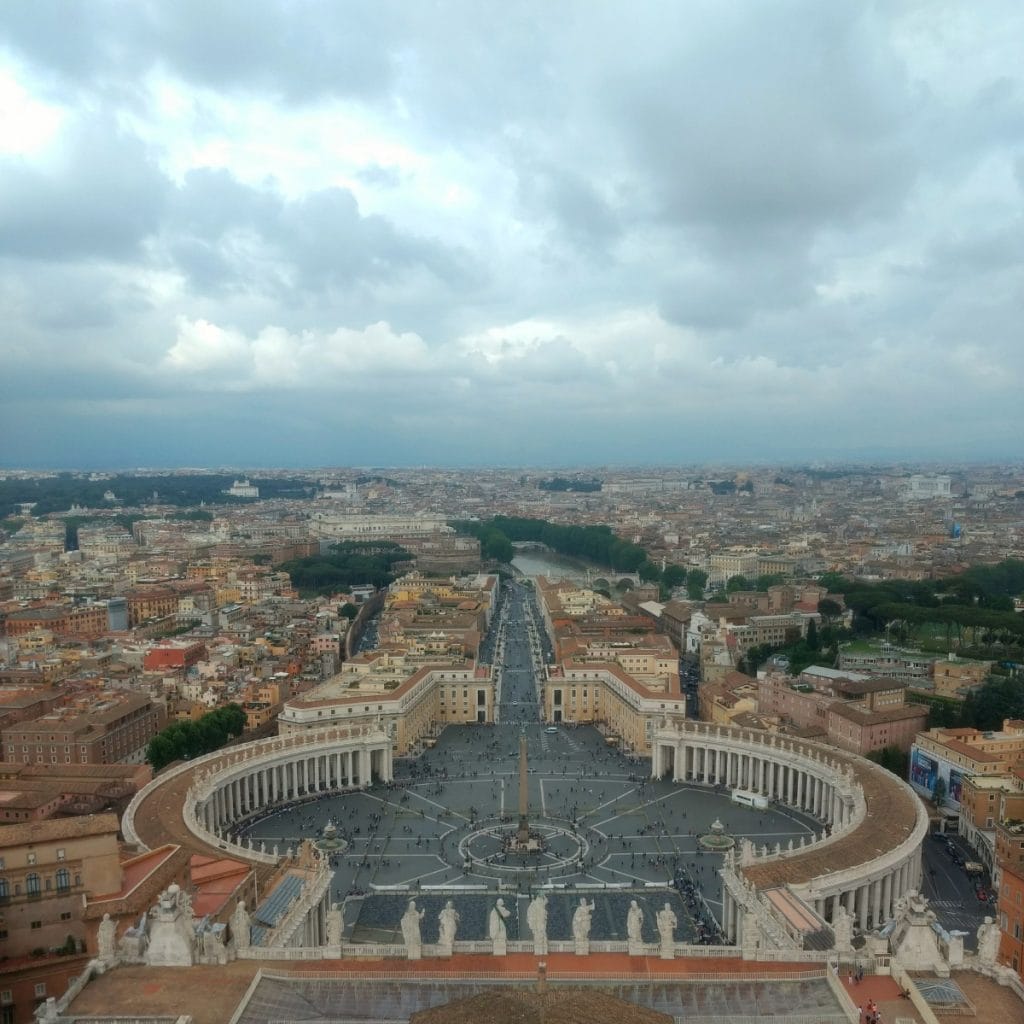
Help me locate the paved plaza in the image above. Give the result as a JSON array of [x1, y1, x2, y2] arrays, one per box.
[[237, 721, 820, 943], [236, 581, 821, 944]]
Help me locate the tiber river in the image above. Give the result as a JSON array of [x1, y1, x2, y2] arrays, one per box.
[[510, 548, 595, 582]]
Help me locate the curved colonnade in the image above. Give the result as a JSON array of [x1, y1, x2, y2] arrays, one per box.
[[653, 719, 928, 942], [124, 719, 926, 955], [123, 726, 393, 868]]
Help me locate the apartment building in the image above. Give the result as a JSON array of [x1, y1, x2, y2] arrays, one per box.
[[931, 655, 992, 698], [124, 586, 180, 627], [310, 512, 450, 540], [3, 605, 110, 639], [757, 670, 927, 754], [0, 815, 122, 1023], [698, 671, 759, 725], [278, 661, 495, 754], [910, 721, 1024, 812], [1, 691, 165, 767], [542, 663, 686, 755], [838, 641, 935, 684], [142, 640, 207, 672], [997, 861, 1024, 975]]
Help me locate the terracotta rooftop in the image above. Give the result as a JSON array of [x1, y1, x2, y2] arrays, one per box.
[[65, 956, 835, 1024], [742, 750, 922, 889], [0, 810, 120, 848], [828, 702, 929, 725]]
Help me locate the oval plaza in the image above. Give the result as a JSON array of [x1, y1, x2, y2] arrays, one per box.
[[120, 576, 930, 965]]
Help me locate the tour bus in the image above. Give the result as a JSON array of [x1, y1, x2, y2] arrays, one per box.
[[731, 788, 769, 810]]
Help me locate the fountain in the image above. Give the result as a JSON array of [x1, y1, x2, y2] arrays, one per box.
[[315, 819, 348, 854], [698, 818, 736, 852]]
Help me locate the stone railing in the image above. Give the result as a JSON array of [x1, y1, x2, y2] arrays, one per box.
[[235, 937, 822, 962]]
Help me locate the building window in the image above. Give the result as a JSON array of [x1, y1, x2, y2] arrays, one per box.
[[0, 991, 11, 1005], [60, 911, 71, 921], [26, 873, 41, 897], [30, 920, 41, 929], [56, 868, 70, 892], [0, 879, 7, 902]]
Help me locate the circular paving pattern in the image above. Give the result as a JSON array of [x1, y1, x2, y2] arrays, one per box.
[[457, 818, 591, 877]]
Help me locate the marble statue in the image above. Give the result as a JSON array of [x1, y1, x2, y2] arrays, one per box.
[[572, 897, 594, 955], [657, 903, 677, 960], [401, 899, 426, 959], [626, 900, 644, 941], [489, 897, 511, 956], [626, 899, 644, 954], [438, 900, 460, 954], [976, 916, 1000, 966], [526, 894, 548, 955], [832, 903, 854, 952], [231, 899, 252, 950], [97, 912, 117, 960]]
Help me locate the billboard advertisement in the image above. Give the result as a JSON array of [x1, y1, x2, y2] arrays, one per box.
[[910, 749, 938, 793], [948, 768, 964, 805]]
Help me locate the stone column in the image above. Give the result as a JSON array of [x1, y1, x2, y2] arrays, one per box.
[[871, 878, 882, 928], [858, 883, 869, 932]]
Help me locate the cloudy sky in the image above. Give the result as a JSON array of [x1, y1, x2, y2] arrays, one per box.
[[1, 1, 1022, 468]]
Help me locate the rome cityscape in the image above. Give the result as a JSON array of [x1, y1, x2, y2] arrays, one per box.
[[2, 4, 1024, 1024]]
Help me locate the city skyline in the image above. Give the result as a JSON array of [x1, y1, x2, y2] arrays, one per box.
[[2, 2, 1023, 466]]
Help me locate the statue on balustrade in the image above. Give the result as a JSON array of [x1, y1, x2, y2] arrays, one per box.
[[489, 898, 511, 955], [526, 893, 548, 955], [657, 903, 677, 960], [438, 900, 460, 954], [401, 899, 425, 959], [572, 897, 595, 955]]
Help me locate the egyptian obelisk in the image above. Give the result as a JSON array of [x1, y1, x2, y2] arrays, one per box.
[[517, 732, 530, 844]]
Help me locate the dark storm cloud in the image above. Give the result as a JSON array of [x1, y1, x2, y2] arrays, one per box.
[[606, 3, 920, 239]]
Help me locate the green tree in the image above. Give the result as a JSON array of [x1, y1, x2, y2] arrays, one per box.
[[867, 745, 908, 778], [817, 598, 843, 625], [806, 618, 819, 651], [662, 564, 687, 589], [726, 574, 751, 593], [685, 569, 708, 601], [339, 602, 359, 620]]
